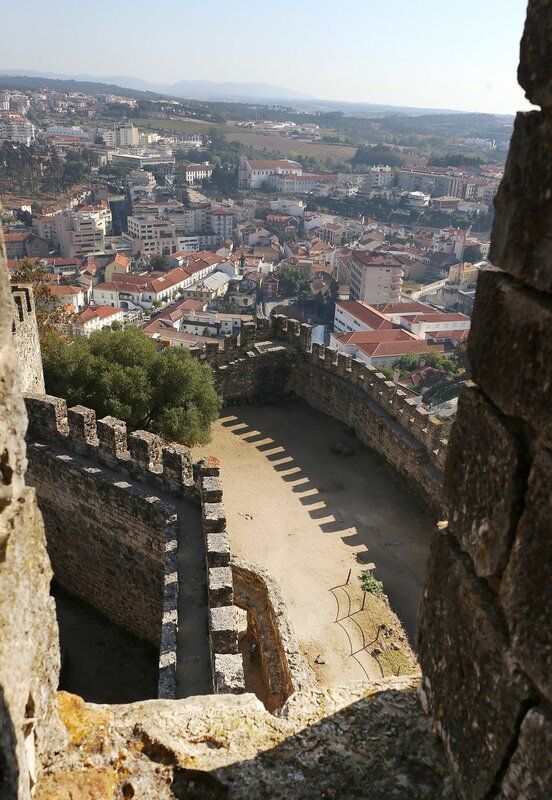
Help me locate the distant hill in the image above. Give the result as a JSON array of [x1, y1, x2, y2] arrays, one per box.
[[0, 73, 166, 101], [0, 70, 312, 102]]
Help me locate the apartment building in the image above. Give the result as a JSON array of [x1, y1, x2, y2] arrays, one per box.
[[349, 250, 403, 305], [0, 114, 35, 145], [52, 205, 112, 258]]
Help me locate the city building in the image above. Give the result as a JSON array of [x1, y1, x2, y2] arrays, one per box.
[[349, 251, 403, 304], [238, 157, 302, 189]]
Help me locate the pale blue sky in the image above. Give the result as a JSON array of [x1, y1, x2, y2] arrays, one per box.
[[1, 0, 531, 113]]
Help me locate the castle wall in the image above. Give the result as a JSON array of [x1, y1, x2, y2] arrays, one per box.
[[22, 395, 191, 697], [0, 243, 61, 798], [26, 440, 169, 647], [417, 3, 552, 797], [232, 559, 315, 712], [11, 285, 45, 395], [22, 394, 245, 699], [207, 319, 446, 517]]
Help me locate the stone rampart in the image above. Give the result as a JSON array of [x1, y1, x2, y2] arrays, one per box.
[[417, 3, 552, 796], [11, 284, 45, 395], [232, 559, 316, 712], [23, 394, 193, 699], [198, 461, 245, 695], [199, 316, 447, 516]]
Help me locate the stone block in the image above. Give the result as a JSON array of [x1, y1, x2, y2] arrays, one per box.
[[208, 566, 233, 607], [25, 395, 68, 440], [518, 0, 552, 108], [500, 450, 552, 701], [213, 653, 245, 694], [128, 430, 162, 474], [162, 444, 193, 491], [418, 532, 532, 800], [202, 502, 226, 533], [205, 532, 231, 567], [299, 323, 312, 352], [469, 271, 552, 444], [201, 476, 223, 503], [240, 321, 256, 351], [496, 705, 552, 799], [209, 606, 238, 654], [490, 111, 552, 293], [445, 385, 528, 577], [67, 405, 99, 453], [97, 416, 129, 467]]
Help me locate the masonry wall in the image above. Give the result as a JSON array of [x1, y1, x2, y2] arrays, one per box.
[[22, 395, 195, 697], [207, 319, 447, 517], [26, 440, 168, 647], [0, 242, 61, 799], [417, 3, 552, 797], [11, 285, 45, 395]]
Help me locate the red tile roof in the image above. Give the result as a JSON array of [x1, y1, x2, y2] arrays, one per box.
[[336, 301, 394, 330]]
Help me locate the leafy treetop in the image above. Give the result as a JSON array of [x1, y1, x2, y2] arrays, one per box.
[[42, 327, 221, 446]]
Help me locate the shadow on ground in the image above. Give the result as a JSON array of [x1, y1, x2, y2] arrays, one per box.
[[218, 402, 433, 644]]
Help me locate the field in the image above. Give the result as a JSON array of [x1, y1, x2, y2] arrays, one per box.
[[132, 116, 358, 161]]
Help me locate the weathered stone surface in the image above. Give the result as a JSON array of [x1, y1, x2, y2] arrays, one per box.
[[201, 476, 223, 503], [203, 502, 226, 533], [213, 654, 245, 694], [209, 606, 238, 654], [26, 440, 170, 646], [37, 683, 456, 800], [418, 532, 532, 800], [205, 532, 231, 567], [232, 559, 315, 711], [496, 704, 552, 799], [445, 384, 527, 577], [208, 566, 233, 608], [500, 450, 552, 701], [469, 271, 552, 443], [11, 285, 45, 395], [518, 0, 552, 108], [489, 111, 552, 294]]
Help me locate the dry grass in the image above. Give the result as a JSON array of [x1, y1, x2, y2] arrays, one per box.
[[133, 116, 357, 161]]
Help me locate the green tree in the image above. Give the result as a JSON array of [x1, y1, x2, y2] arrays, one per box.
[[149, 254, 171, 271], [42, 328, 221, 446], [463, 245, 483, 263], [10, 259, 76, 339]]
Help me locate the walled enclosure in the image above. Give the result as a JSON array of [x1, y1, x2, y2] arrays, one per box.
[[23, 394, 245, 699], [2, 3, 552, 795], [192, 317, 447, 518]]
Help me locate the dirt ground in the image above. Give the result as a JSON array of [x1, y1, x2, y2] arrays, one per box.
[[194, 401, 432, 686]]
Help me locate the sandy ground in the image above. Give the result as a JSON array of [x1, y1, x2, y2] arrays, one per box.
[[195, 402, 432, 687]]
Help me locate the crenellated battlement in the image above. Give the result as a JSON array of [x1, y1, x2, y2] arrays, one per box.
[[11, 284, 45, 394], [24, 394, 195, 497], [201, 314, 448, 499]]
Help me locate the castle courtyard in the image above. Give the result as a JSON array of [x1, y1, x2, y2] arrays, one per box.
[[195, 400, 433, 685]]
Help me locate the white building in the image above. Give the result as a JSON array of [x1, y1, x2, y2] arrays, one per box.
[[349, 251, 403, 305], [0, 114, 35, 145], [46, 125, 90, 140], [117, 123, 139, 147], [53, 205, 112, 258], [238, 156, 302, 189], [92, 268, 191, 311], [70, 305, 126, 335], [270, 198, 306, 217]]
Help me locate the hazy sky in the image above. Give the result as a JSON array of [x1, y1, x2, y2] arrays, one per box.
[[1, 0, 532, 114]]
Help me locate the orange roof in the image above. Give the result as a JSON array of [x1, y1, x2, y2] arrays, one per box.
[[333, 329, 419, 345], [50, 284, 82, 296], [336, 301, 395, 330], [78, 305, 124, 322]]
